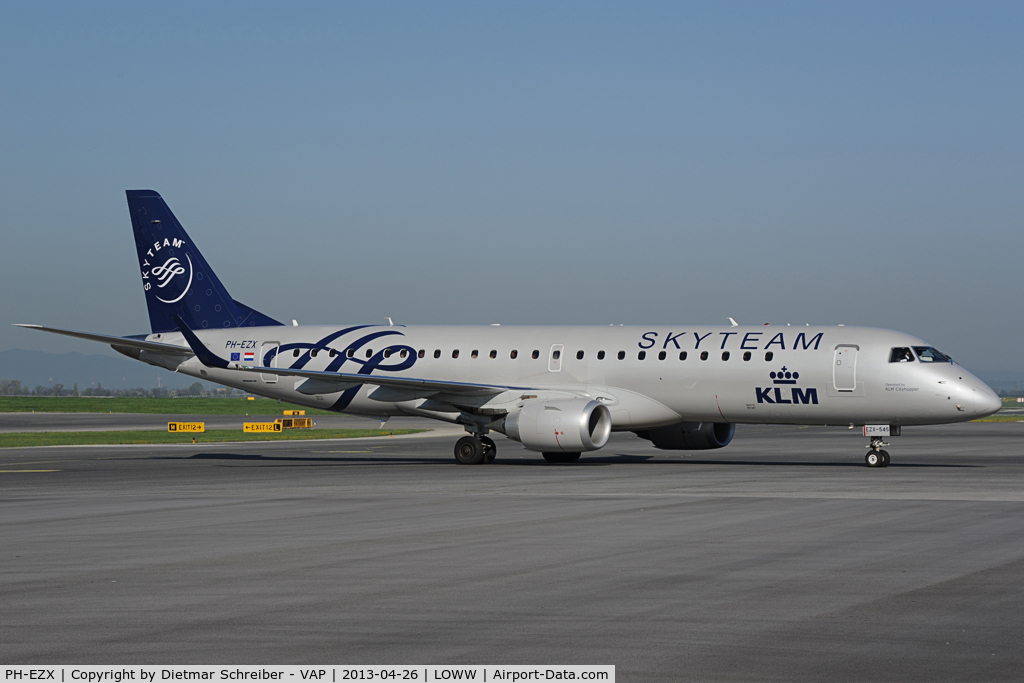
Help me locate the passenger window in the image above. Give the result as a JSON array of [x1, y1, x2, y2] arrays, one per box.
[[366, 349, 373, 358], [400, 349, 407, 358], [433, 349, 441, 359], [638, 351, 646, 360], [490, 350, 497, 359], [913, 346, 952, 363], [471, 350, 478, 359], [890, 347, 915, 363], [418, 349, 425, 359], [576, 350, 584, 360], [552, 350, 561, 360], [617, 351, 625, 360], [597, 350, 606, 360], [293, 349, 300, 357], [452, 350, 459, 359], [700, 351, 708, 361], [383, 349, 391, 358], [742, 351, 751, 361], [347, 348, 354, 358], [679, 351, 687, 361], [532, 350, 540, 359], [658, 351, 666, 360], [311, 349, 318, 358], [510, 349, 518, 359], [722, 351, 730, 361], [765, 352, 773, 362]]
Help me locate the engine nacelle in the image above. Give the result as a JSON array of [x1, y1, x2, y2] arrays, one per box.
[[498, 398, 612, 453], [637, 422, 735, 450]]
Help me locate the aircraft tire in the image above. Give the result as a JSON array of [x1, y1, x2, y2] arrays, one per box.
[[481, 436, 497, 464], [455, 436, 485, 465], [865, 450, 883, 468], [543, 452, 581, 464], [880, 450, 891, 467]]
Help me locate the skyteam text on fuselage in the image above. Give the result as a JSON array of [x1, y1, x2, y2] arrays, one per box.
[[17, 190, 1002, 467]]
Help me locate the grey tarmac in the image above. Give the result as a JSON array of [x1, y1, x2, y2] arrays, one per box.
[[2, 422, 1023, 682]]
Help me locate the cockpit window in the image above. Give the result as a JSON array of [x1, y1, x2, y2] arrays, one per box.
[[889, 347, 915, 363], [913, 346, 953, 363]]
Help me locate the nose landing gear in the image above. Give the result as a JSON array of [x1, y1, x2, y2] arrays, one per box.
[[866, 436, 890, 468]]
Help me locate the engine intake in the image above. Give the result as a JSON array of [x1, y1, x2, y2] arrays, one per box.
[[636, 422, 735, 450], [498, 398, 612, 453]]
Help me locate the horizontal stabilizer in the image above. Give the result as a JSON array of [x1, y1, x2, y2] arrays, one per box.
[[13, 324, 194, 355]]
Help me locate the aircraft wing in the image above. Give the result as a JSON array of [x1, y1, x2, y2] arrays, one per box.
[[172, 315, 516, 398], [13, 324, 195, 355]]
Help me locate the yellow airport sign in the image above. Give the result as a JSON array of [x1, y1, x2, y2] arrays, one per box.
[[283, 410, 305, 416], [277, 417, 313, 429], [168, 422, 205, 433], [244, 422, 282, 433]]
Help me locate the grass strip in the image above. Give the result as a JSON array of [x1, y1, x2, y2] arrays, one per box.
[[0, 429, 427, 448], [970, 415, 1024, 423], [0, 397, 337, 415]]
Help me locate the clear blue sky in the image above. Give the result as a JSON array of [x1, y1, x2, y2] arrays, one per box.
[[2, 2, 1021, 373]]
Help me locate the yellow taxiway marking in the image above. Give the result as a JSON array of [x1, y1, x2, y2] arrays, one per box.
[[0, 469, 61, 473]]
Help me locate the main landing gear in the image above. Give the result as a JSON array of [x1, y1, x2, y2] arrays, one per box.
[[454, 435, 497, 465], [865, 436, 891, 468]]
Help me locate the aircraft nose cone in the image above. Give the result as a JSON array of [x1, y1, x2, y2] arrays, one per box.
[[975, 387, 1002, 417]]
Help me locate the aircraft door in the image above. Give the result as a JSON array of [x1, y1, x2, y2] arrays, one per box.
[[833, 345, 858, 392], [260, 342, 280, 383], [548, 344, 564, 372]]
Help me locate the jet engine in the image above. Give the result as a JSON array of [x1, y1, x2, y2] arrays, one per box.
[[497, 398, 613, 453], [635, 422, 735, 450]]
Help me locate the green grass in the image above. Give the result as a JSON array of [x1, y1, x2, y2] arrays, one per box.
[[0, 428, 428, 448], [0, 396, 337, 415], [971, 415, 1024, 423]]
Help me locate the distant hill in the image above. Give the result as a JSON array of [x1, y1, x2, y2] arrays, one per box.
[[975, 371, 1024, 396], [0, 349, 209, 390]]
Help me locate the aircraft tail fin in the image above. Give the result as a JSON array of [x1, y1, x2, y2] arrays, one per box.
[[126, 190, 282, 333]]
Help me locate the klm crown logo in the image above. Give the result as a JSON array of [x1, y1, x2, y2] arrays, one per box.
[[770, 367, 799, 385]]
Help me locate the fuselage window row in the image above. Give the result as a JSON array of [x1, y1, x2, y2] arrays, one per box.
[[325, 346, 777, 363]]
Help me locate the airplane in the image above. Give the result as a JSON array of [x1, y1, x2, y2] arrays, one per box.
[[17, 190, 1002, 467]]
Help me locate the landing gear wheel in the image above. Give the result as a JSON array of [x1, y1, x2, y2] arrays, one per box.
[[543, 452, 582, 464], [880, 450, 890, 467], [454, 436, 485, 465], [481, 436, 497, 464], [865, 450, 883, 468]]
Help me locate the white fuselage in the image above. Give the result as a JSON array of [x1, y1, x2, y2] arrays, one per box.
[[143, 323, 1001, 429]]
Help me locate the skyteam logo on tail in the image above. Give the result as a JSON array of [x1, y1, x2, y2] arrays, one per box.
[[140, 238, 193, 304], [755, 367, 818, 405]]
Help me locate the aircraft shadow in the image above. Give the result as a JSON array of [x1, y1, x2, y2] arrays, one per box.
[[501, 455, 978, 468], [149, 452, 981, 469]]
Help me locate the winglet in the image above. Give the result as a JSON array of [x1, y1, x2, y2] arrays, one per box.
[[172, 314, 230, 369]]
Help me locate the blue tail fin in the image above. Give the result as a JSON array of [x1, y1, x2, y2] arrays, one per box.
[[126, 190, 283, 333]]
